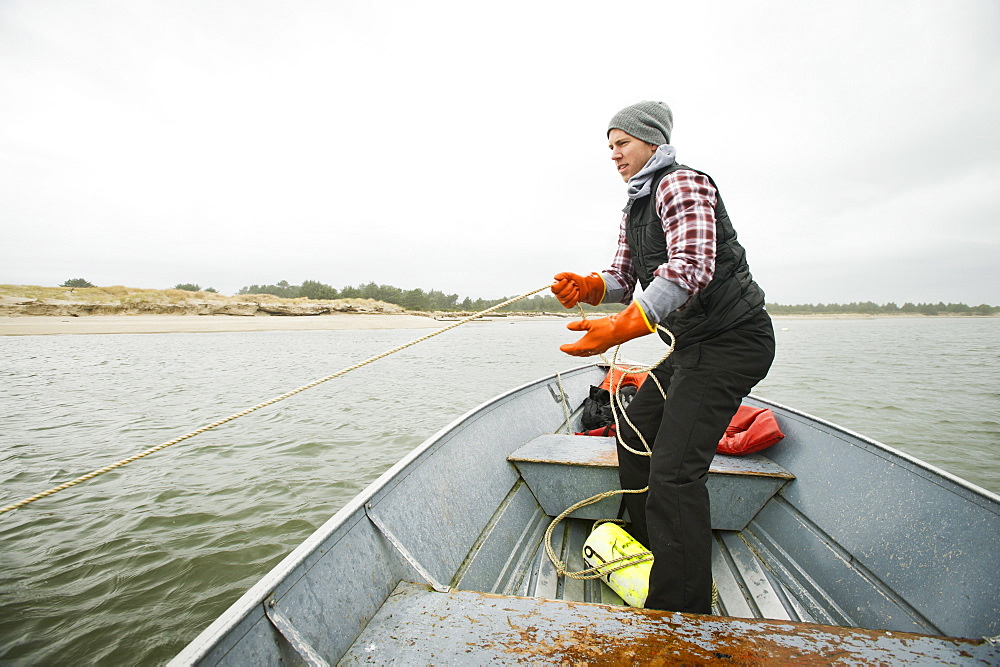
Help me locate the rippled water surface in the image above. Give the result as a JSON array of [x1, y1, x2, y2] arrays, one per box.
[[1, 317, 997, 663]]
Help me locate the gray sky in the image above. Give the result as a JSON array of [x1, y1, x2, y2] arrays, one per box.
[[2, 0, 998, 305]]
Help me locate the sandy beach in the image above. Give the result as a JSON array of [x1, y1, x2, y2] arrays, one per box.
[[3, 312, 978, 336], [0, 314, 446, 336]]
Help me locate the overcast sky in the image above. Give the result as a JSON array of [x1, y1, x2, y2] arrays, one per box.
[[2, 0, 998, 305]]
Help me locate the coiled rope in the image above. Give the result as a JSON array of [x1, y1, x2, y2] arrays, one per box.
[[542, 314, 720, 608], [543, 322, 719, 608], [1, 285, 554, 515], [543, 319, 674, 580]]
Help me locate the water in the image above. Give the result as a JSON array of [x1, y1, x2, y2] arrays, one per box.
[[1, 317, 997, 664]]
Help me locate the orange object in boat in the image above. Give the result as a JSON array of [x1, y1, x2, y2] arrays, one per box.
[[717, 405, 785, 455], [599, 367, 648, 393]]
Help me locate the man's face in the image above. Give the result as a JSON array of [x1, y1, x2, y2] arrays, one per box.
[[609, 129, 658, 182]]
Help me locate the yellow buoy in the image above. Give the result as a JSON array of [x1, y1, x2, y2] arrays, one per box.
[[582, 523, 652, 607]]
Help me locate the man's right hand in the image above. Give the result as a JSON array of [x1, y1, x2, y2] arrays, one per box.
[[551, 272, 606, 308]]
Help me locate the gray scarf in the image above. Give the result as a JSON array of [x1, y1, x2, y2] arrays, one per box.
[[626, 144, 676, 199]]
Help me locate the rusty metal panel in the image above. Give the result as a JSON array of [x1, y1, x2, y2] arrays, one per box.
[[340, 582, 1000, 665]]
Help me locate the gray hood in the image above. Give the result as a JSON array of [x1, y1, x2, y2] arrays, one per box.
[[627, 144, 676, 200]]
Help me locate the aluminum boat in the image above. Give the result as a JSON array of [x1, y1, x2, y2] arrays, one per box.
[[171, 363, 1000, 664]]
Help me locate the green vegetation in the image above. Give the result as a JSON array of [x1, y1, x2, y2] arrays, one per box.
[[172, 283, 218, 293], [765, 301, 1000, 316], [2, 284, 231, 305], [238, 280, 301, 298], [61, 278, 94, 288], [237, 280, 623, 314], [238, 280, 1000, 316], [236, 280, 1000, 316]]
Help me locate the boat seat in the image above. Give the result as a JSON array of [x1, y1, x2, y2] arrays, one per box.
[[508, 434, 794, 530], [341, 581, 998, 665]]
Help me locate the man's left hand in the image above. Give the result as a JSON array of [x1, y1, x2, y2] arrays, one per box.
[[559, 301, 656, 357]]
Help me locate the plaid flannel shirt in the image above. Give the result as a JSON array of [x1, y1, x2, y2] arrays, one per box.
[[604, 169, 718, 304]]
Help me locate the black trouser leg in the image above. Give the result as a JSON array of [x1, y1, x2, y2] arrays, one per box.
[[616, 364, 672, 550], [616, 314, 775, 613]]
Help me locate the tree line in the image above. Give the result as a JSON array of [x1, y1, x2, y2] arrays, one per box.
[[60, 278, 998, 316], [765, 301, 999, 316], [236, 280, 622, 313], [238, 280, 999, 316]]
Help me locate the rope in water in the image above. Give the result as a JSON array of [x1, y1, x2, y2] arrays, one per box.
[[0, 285, 555, 516]]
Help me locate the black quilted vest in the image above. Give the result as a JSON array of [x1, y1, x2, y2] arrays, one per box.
[[623, 163, 765, 348]]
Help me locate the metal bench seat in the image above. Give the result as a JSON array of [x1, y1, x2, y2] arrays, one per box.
[[508, 434, 794, 530]]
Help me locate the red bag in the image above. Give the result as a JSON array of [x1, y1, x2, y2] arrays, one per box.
[[717, 405, 784, 455]]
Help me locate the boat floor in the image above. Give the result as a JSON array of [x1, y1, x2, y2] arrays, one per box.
[[457, 515, 825, 622], [339, 518, 998, 664]]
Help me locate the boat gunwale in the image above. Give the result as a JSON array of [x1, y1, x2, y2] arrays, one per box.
[[746, 393, 1000, 507]]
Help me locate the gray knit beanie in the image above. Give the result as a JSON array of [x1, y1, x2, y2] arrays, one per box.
[[608, 101, 673, 145]]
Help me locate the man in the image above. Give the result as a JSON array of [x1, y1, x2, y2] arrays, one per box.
[[552, 101, 774, 614]]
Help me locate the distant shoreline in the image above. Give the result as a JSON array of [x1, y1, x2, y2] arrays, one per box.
[[0, 314, 444, 336], [1, 285, 994, 336], [1, 311, 994, 336], [768, 313, 998, 319]]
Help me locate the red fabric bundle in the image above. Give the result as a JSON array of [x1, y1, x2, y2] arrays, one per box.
[[578, 425, 617, 438], [576, 405, 784, 457], [716, 405, 784, 455]]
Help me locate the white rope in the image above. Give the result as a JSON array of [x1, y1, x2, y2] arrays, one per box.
[[543, 308, 675, 579], [1, 285, 553, 515], [543, 313, 719, 609]]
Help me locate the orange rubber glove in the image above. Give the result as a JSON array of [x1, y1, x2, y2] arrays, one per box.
[[551, 272, 606, 308], [559, 301, 656, 357]]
